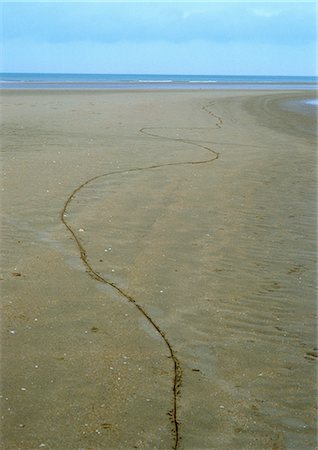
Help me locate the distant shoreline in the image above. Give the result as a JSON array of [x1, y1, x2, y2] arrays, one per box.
[[1, 73, 317, 90]]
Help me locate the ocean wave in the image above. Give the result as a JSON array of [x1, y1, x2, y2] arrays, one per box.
[[138, 80, 173, 83]]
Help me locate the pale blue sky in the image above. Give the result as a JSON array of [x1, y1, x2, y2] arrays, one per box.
[[1, 1, 317, 75]]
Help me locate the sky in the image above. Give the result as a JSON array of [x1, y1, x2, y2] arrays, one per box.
[[1, 1, 317, 75]]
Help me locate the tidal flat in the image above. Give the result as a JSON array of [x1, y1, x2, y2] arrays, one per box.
[[1, 89, 316, 449]]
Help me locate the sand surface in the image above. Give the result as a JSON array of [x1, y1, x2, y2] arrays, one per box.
[[1, 89, 317, 449]]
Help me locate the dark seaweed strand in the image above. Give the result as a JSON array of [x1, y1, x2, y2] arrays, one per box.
[[60, 102, 222, 449]]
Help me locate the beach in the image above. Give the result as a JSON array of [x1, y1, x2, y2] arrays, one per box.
[[1, 89, 316, 449]]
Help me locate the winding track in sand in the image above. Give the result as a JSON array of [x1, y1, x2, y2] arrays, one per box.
[[60, 102, 222, 449]]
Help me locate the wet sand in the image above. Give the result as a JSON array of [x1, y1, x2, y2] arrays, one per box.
[[1, 89, 317, 449]]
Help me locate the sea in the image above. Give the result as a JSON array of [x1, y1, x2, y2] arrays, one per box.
[[1, 73, 317, 91]]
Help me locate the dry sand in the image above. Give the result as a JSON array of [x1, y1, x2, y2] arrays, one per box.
[[1, 89, 317, 449]]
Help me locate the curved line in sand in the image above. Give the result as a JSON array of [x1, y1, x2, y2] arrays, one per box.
[[60, 102, 222, 449]]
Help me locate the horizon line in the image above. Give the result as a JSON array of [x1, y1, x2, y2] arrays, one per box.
[[1, 72, 317, 77]]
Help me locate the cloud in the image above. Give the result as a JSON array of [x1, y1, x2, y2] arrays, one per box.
[[252, 8, 281, 18], [2, 2, 316, 45]]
